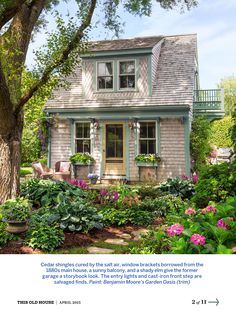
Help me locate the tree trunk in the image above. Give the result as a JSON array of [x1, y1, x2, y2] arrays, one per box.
[[0, 113, 23, 204]]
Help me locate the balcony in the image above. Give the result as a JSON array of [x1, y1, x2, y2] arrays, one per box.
[[193, 89, 224, 119]]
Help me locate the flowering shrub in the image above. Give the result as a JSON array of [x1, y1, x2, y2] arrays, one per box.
[[217, 217, 233, 230], [166, 224, 184, 237], [202, 205, 217, 214], [99, 189, 119, 205], [190, 234, 206, 245], [66, 179, 88, 189], [131, 197, 236, 254], [185, 207, 196, 216]]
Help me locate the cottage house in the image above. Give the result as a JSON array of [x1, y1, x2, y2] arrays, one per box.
[[45, 34, 224, 182]]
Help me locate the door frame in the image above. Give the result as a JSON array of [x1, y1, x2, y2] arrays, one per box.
[[103, 121, 126, 176]]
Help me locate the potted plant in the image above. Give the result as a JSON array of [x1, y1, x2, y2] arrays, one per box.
[[88, 173, 99, 184], [135, 153, 161, 167], [69, 152, 95, 165], [0, 197, 31, 233]]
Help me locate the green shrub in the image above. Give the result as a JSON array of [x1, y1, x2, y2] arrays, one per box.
[[159, 177, 195, 200], [135, 195, 187, 217], [134, 184, 164, 200], [209, 116, 233, 148], [190, 116, 211, 171], [51, 196, 103, 232], [20, 178, 86, 208], [192, 162, 236, 207], [0, 222, 17, 247], [0, 197, 31, 221], [130, 228, 170, 254], [25, 224, 64, 252], [99, 207, 154, 226]]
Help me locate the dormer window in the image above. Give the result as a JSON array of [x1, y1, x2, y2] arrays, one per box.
[[119, 60, 135, 89], [97, 62, 113, 90]]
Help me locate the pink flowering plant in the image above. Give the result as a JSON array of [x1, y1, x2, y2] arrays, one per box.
[[156, 196, 236, 254]]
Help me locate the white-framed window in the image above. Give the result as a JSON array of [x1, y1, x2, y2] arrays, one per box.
[[75, 122, 91, 153], [97, 61, 113, 90], [119, 60, 135, 89], [139, 121, 156, 154]]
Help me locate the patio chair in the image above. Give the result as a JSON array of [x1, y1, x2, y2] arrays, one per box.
[[32, 162, 54, 179], [53, 161, 71, 181]]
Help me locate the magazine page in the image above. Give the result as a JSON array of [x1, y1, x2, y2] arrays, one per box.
[[0, 0, 235, 313]]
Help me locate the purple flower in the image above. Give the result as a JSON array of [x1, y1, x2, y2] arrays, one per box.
[[100, 189, 108, 197], [166, 224, 184, 237], [190, 234, 206, 245], [181, 175, 189, 181], [111, 191, 119, 201], [191, 174, 198, 184]]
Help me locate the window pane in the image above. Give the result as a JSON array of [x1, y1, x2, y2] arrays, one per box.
[[127, 75, 135, 88], [148, 123, 155, 138], [105, 76, 113, 89], [116, 141, 123, 157], [83, 140, 90, 153], [140, 140, 147, 154], [106, 142, 115, 158], [98, 77, 105, 89], [148, 140, 156, 154], [140, 123, 147, 138], [84, 123, 90, 138], [106, 63, 113, 75], [76, 124, 83, 138], [120, 76, 127, 88], [120, 61, 135, 74], [98, 63, 106, 76], [76, 140, 83, 153], [126, 62, 135, 74], [120, 62, 126, 74]]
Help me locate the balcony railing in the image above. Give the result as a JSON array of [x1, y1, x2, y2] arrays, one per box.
[[193, 89, 224, 111]]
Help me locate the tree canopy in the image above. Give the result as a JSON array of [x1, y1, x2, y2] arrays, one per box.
[[218, 76, 236, 115]]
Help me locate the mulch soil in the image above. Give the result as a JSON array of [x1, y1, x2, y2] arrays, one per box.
[[0, 224, 146, 255]]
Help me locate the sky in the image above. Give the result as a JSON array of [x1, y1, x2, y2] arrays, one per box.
[[27, 0, 236, 89]]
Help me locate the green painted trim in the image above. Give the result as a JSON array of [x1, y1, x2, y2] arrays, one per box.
[[184, 116, 191, 177], [125, 123, 130, 180], [99, 124, 104, 178], [46, 105, 190, 114], [92, 61, 96, 91], [47, 126, 51, 168], [81, 48, 153, 58], [156, 118, 161, 155], [148, 55, 152, 96], [70, 119, 75, 156]]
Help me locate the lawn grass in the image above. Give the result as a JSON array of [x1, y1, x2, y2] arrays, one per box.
[[20, 167, 33, 177]]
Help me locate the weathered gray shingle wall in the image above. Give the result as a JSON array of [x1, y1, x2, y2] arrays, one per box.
[[157, 118, 186, 181], [50, 119, 71, 167]]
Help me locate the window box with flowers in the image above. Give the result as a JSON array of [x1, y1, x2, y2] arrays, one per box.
[[70, 153, 95, 180], [135, 154, 161, 167]]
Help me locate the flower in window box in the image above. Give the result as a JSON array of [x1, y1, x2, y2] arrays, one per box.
[[135, 153, 161, 166]]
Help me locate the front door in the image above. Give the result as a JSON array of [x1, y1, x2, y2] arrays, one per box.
[[104, 123, 125, 176]]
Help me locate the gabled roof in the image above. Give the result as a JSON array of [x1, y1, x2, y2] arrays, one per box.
[[90, 36, 163, 52]]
